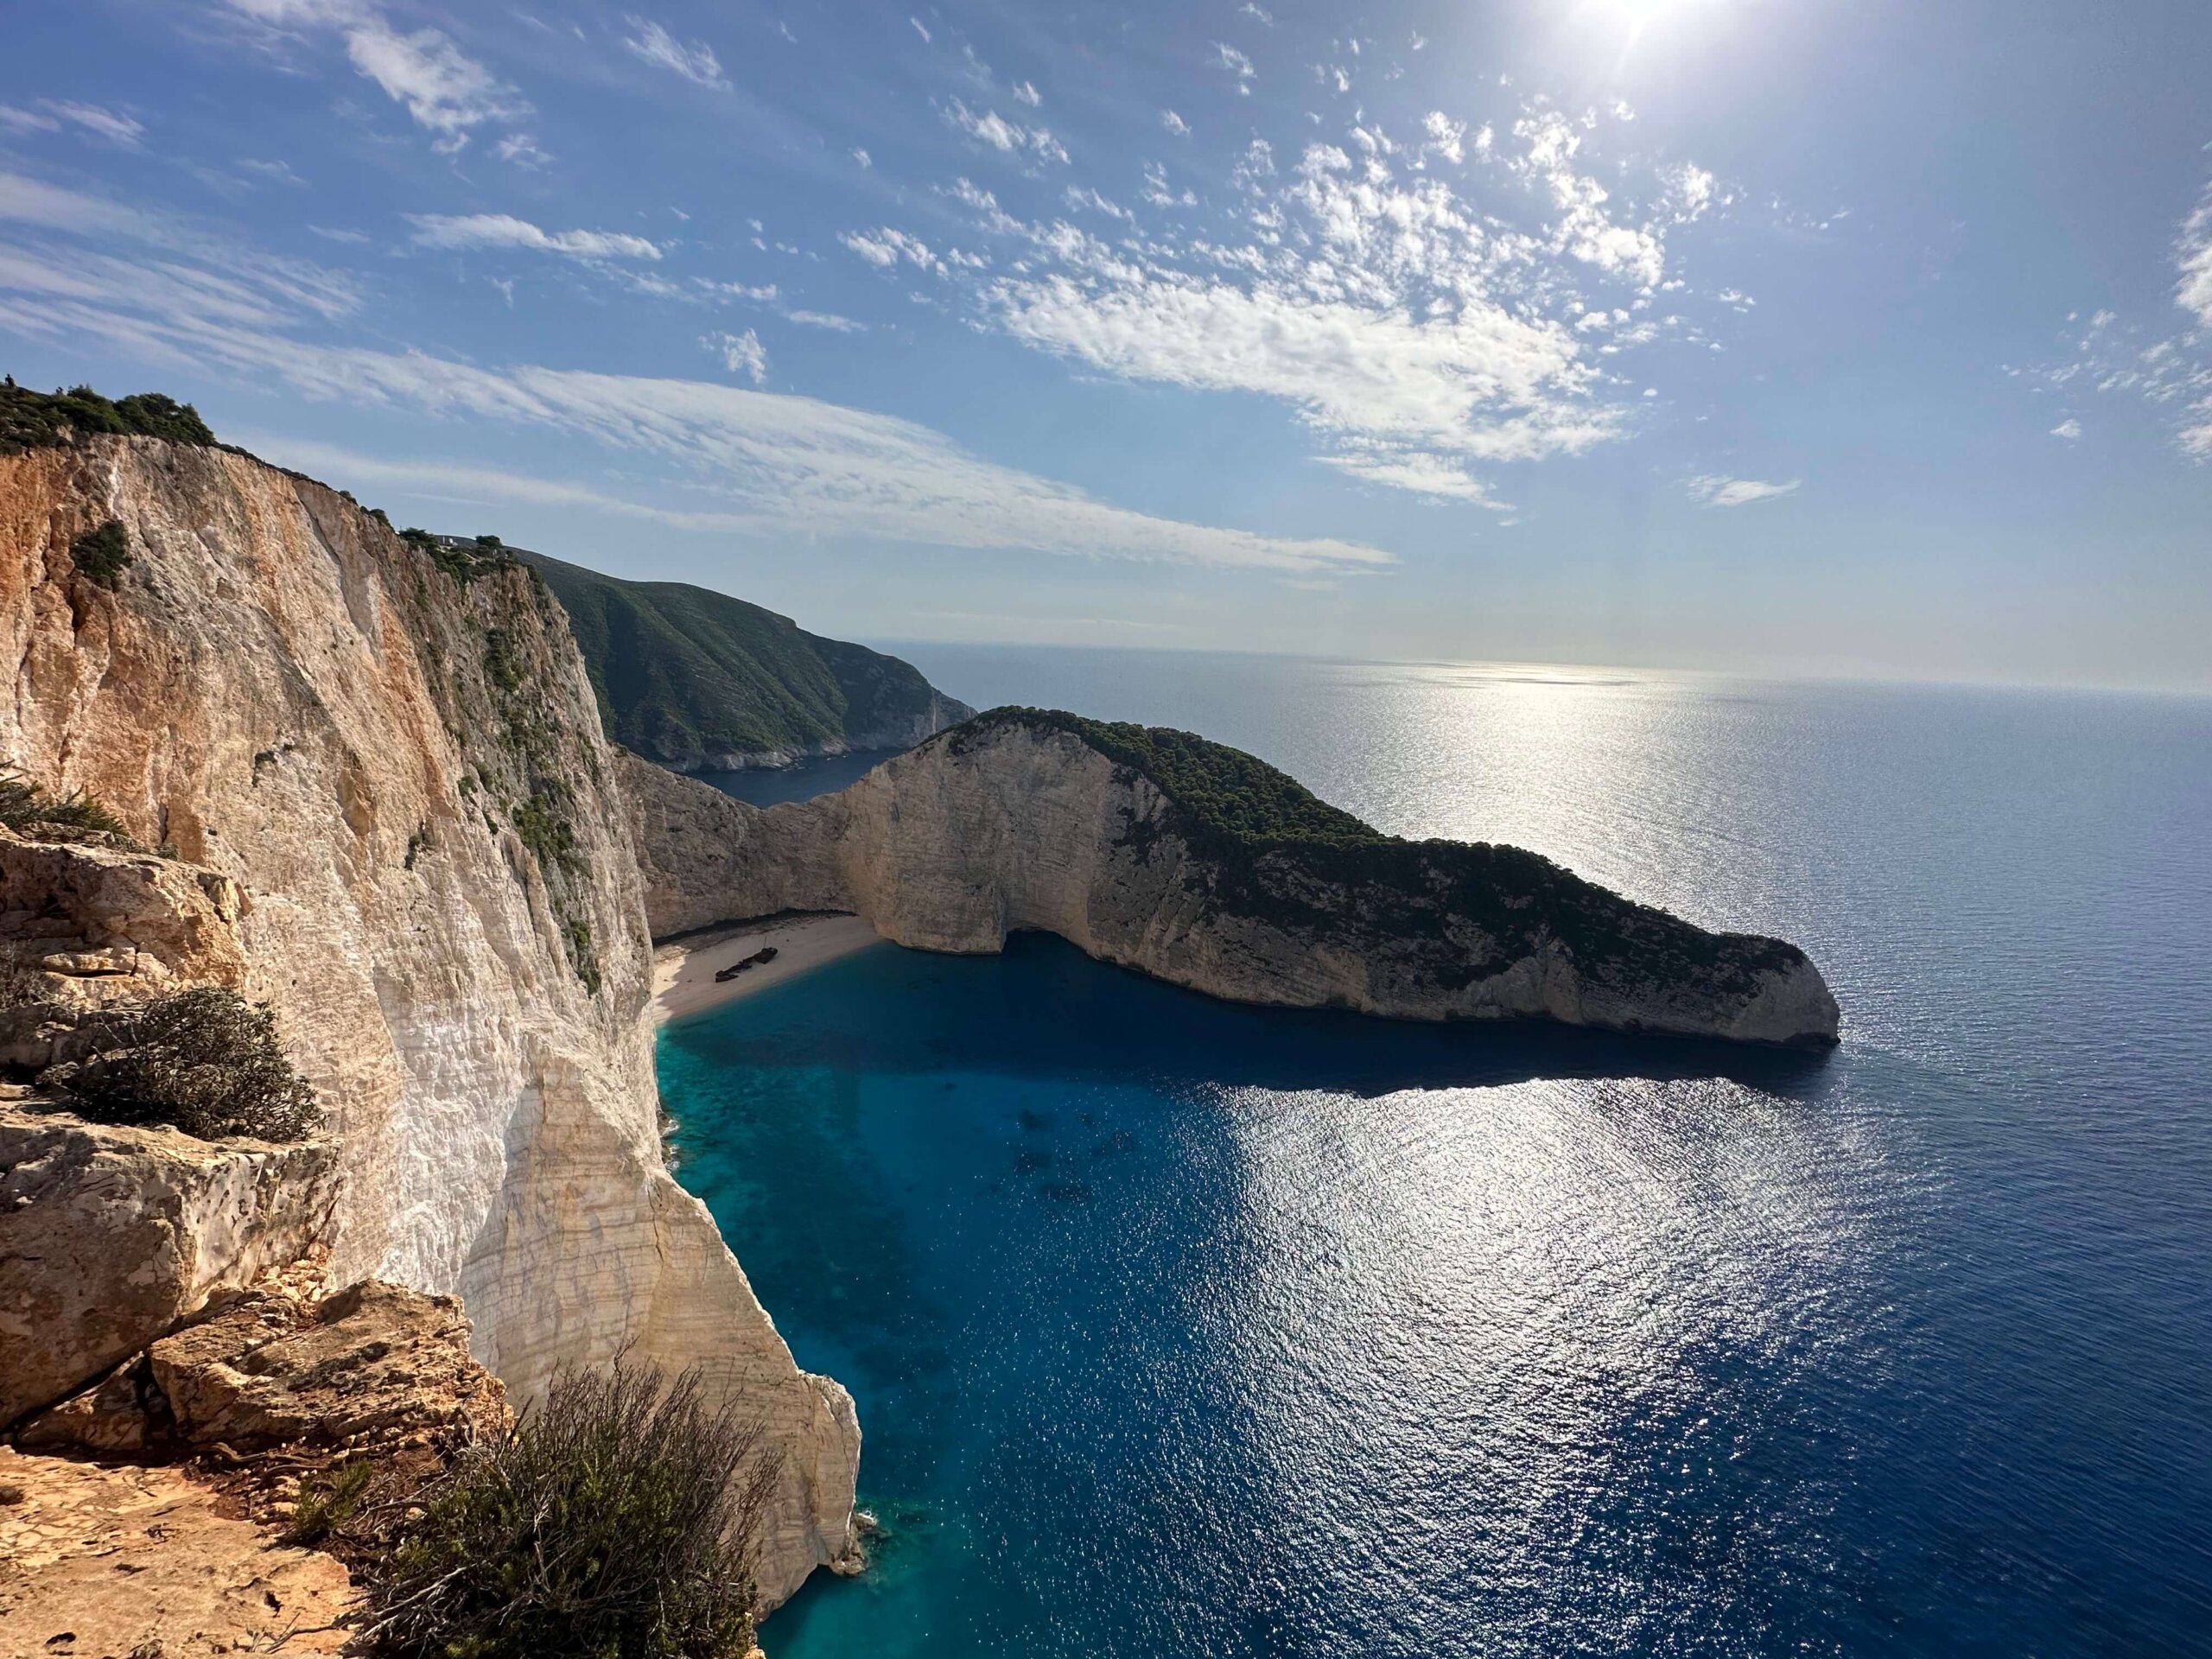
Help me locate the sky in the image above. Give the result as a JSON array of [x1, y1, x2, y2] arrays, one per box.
[[2, 0, 2208, 689]]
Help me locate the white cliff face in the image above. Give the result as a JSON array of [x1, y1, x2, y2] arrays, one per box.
[[622, 721, 1840, 1046], [0, 438, 855, 1605]]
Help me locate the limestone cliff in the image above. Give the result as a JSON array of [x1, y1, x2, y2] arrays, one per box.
[[622, 713, 1840, 1046], [0, 435, 857, 1604]]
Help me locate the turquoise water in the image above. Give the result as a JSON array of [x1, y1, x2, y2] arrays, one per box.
[[658, 654, 2212, 1656]]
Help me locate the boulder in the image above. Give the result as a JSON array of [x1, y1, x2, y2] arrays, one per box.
[[0, 1101, 339, 1427]]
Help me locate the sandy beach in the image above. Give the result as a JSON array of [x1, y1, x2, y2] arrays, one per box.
[[651, 912, 885, 1024]]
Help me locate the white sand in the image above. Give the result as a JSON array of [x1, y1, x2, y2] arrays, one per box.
[[651, 912, 884, 1024]]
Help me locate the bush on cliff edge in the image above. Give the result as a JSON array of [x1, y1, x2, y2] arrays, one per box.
[[356, 1361, 779, 1659], [41, 984, 321, 1141]]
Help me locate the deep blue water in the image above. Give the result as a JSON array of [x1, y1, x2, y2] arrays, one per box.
[[694, 748, 896, 807], [659, 652, 2212, 1657]]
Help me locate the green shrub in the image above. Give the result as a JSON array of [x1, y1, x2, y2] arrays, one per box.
[[43, 984, 321, 1141], [0, 378, 217, 455], [281, 1458, 374, 1547], [356, 1362, 777, 1659], [70, 519, 132, 588], [0, 767, 131, 842]]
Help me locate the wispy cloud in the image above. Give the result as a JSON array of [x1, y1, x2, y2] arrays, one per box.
[[706, 327, 768, 385], [492, 132, 553, 168], [1213, 42, 1256, 95], [1160, 109, 1190, 138], [215, 0, 527, 151], [0, 172, 1387, 574], [2178, 190, 2212, 329], [0, 100, 144, 146], [407, 213, 661, 261], [622, 16, 729, 91], [1011, 80, 1040, 108], [237, 157, 307, 186], [1685, 474, 1799, 507], [940, 98, 1067, 167], [840, 226, 944, 274], [885, 111, 1707, 502], [2050, 417, 2082, 440], [344, 19, 530, 147]]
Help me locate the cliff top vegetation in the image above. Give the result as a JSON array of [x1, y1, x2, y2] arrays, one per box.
[[956, 708, 1806, 990], [522, 547, 963, 768], [0, 377, 216, 456], [965, 708, 1387, 849]]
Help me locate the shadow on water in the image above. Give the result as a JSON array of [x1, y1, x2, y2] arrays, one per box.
[[671, 929, 1835, 1102], [695, 748, 896, 808]]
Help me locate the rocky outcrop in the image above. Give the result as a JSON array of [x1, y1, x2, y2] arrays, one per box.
[[21, 1275, 509, 1458], [0, 436, 856, 1605], [622, 714, 1840, 1046], [0, 1099, 340, 1427], [0, 1444, 358, 1658], [0, 830, 249, 1001]]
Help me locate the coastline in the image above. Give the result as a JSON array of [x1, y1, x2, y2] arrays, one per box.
[[652, 912, 884, 1024]]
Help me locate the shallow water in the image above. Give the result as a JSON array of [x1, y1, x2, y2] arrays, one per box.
[[661, 654, 2212, 1656]]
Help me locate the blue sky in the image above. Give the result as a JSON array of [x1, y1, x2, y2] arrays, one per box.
[[3, 0, 2208, 687]]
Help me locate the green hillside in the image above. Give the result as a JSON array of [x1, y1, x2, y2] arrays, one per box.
[[514, 548, 972, 771]]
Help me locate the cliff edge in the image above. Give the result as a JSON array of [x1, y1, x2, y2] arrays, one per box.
[[0, 432, 858, 1605], [625, 709, 1840, 1046]]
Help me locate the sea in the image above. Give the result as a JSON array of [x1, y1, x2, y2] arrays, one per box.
[[656, 648, 2212, 1658]]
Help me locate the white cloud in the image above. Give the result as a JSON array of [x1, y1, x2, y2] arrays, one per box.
[[345, 20, 530, 145], [1421, 111, 1465, 165], [492, 132, 553, 168], [1160, 109, 1191, 138], [786, 308, 867, 333], [623, 16, 729, 91], [0, 170, 359, 323], [851, 147, 872, 168], [47, 101, 145, 146], [707, 327, 768, 385], [908, 16, 931, 43], [238, 157, 307, 186], [1686, 474, 1799, 507], [1513, 110, 1666, 289], [2177, 190, 2212, 329], [895, 109, 1720, 499], [1012, 79, 1040, 107], [407, 213, 662, 261], [2050, 417, 2082, 440], [841, 226, 944, 274], [0, 100, 143, 146], [941, 98, 1067, 166], [1138, 162, 1195, 207], [1241, 2, 1274, 21], [1214, 42, 1256, 94], [1064, 186, 1130, 221], [0, 202, 1392, 574]]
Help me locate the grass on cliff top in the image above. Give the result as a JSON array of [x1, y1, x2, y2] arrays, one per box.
[[520, 546, 962, 766], [0, 377, 216, 456], [963, 708, 1388, 849]]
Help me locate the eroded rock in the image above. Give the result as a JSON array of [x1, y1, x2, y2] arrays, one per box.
[[0, 1101, 339, 1427], [0, 1445, 355, 1658]]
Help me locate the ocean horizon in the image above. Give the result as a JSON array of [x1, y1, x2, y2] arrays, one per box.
[[663, 648, 2212, 1656]]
